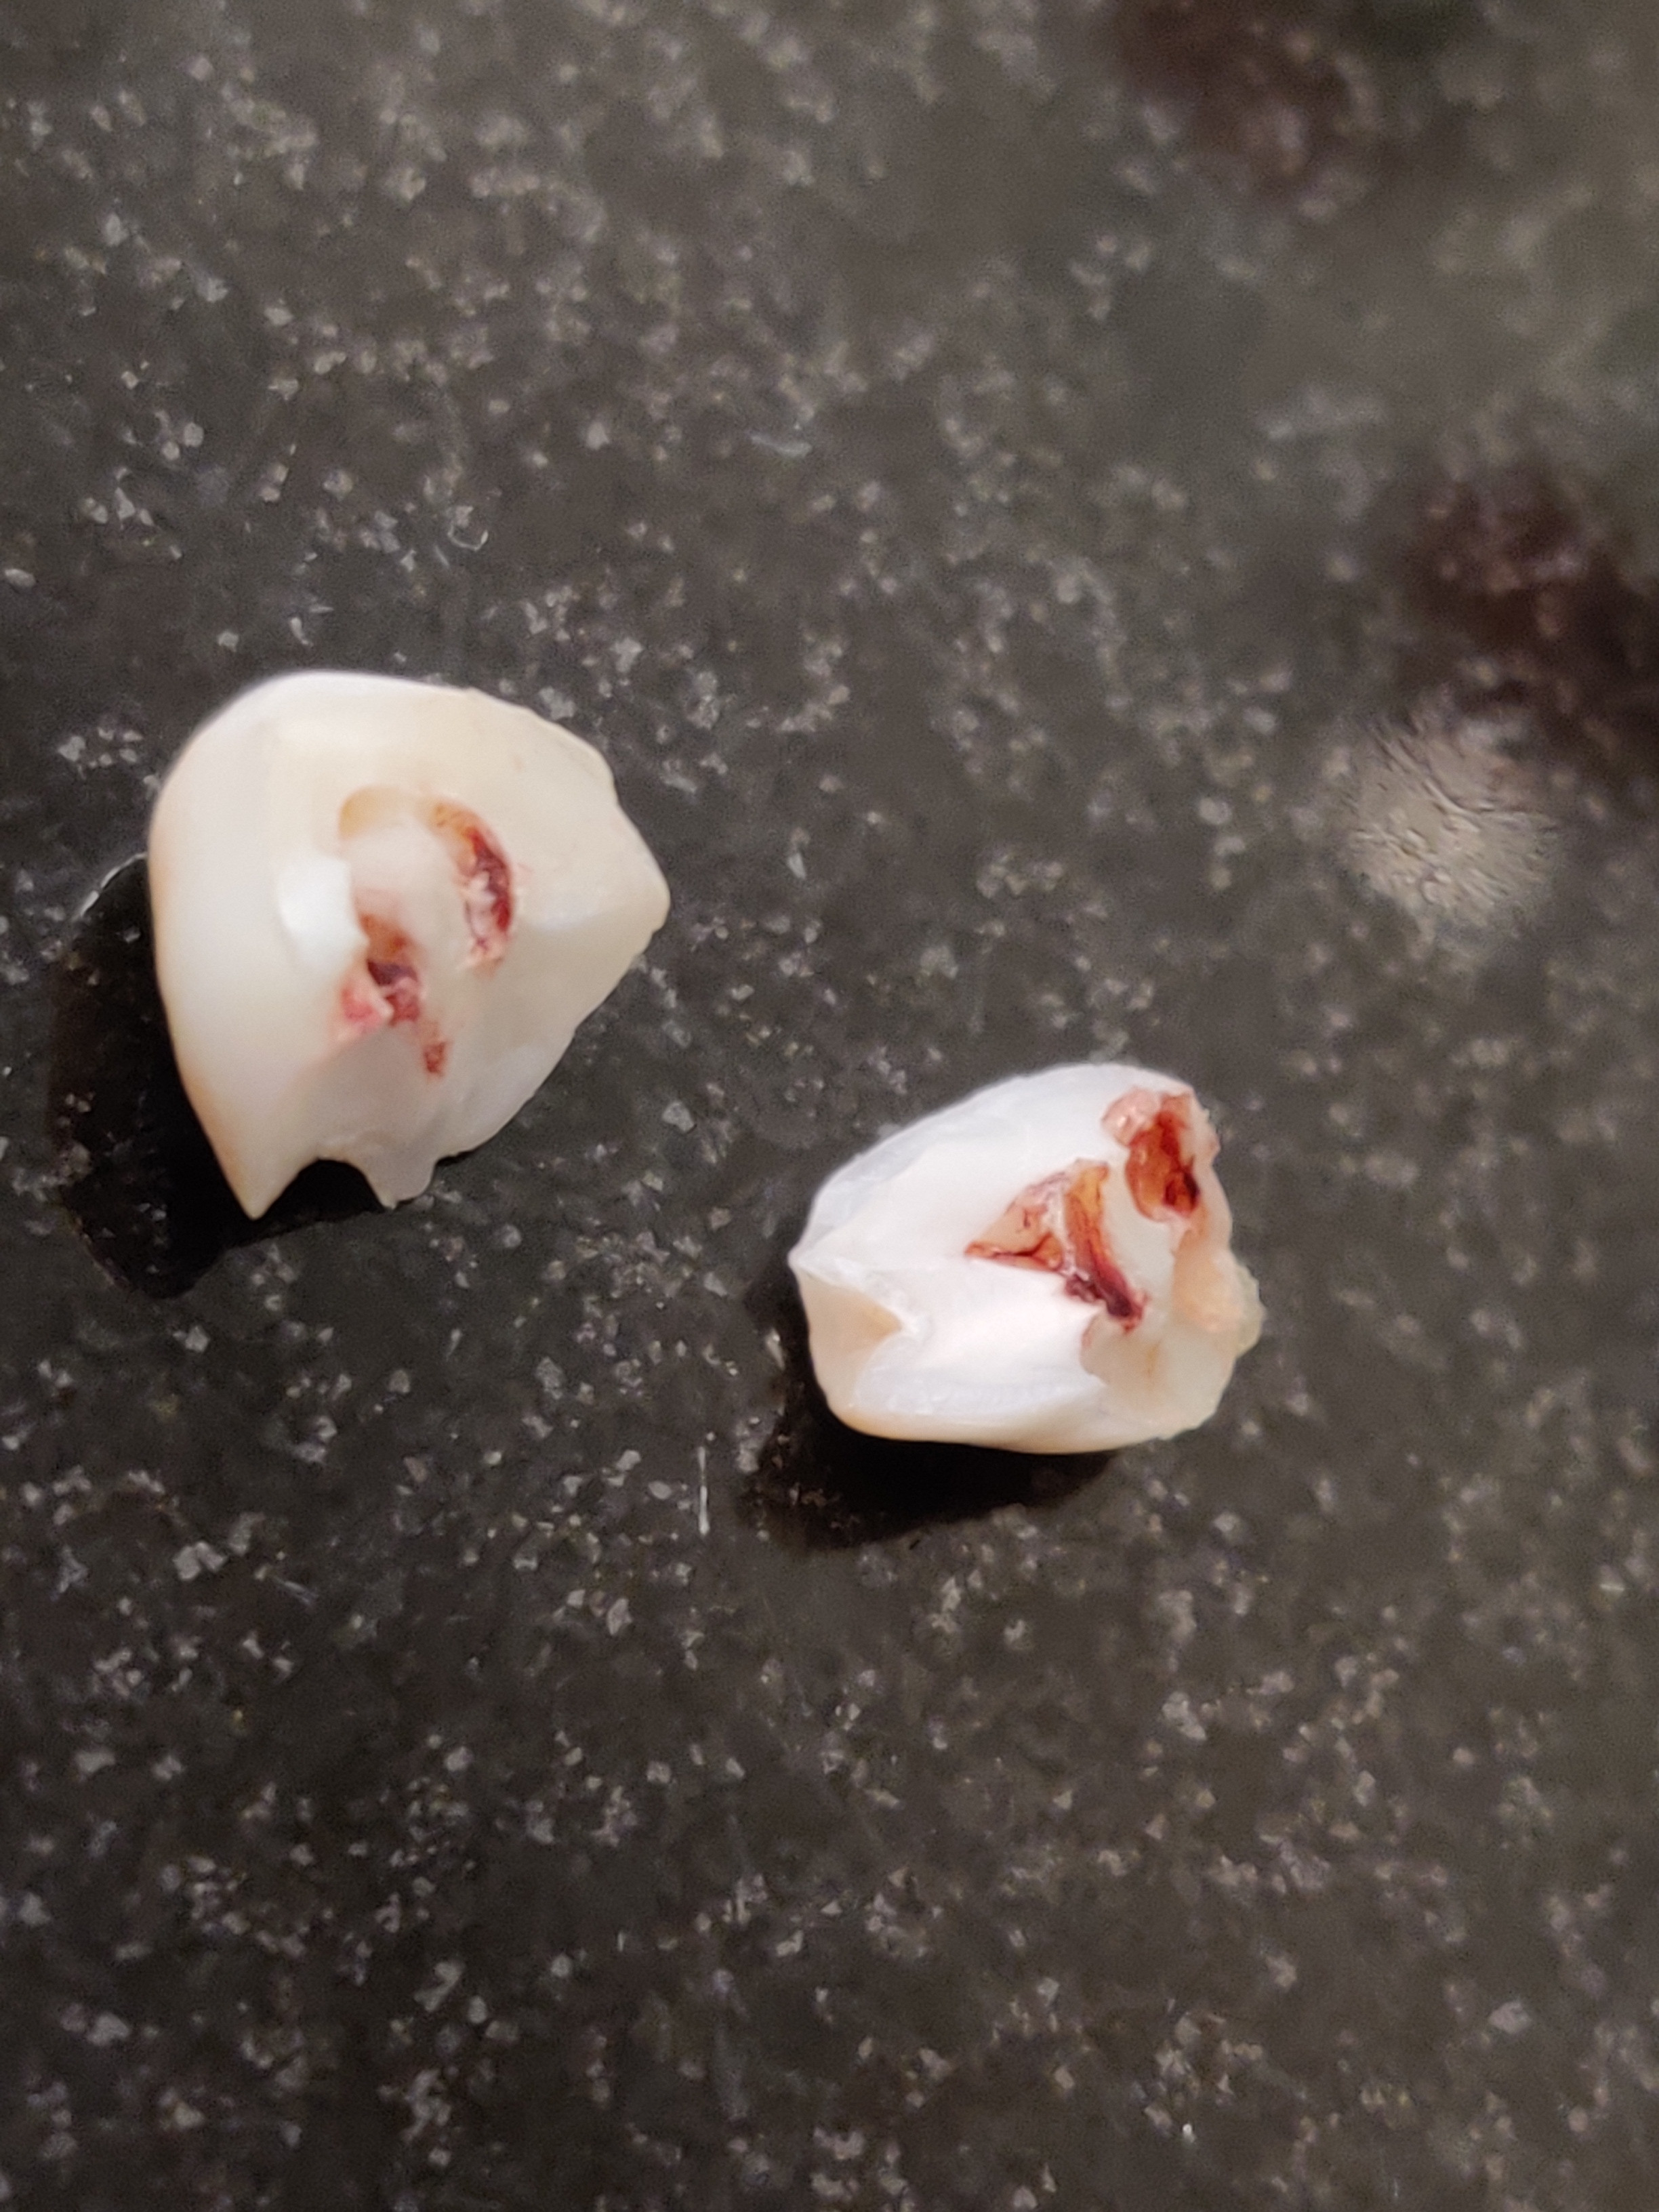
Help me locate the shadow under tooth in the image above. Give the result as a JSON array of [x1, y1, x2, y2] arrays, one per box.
[[740, 1245, 1111, 1552], [49, 855, 380, 1298]]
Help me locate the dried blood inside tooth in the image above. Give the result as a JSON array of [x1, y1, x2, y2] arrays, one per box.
[[431, 801, 514, 964], [964, 1174, 1069, 1275], [361, 915, 424, 1025], [968, 1158, 1146, 1326], [339, 981, 388, 1036], [1061, 1162, 1144, 1322], [1105, 1089, 1202, 1223], [355, 915, 451, 1076], [1126, 1108, 1200, 1221]]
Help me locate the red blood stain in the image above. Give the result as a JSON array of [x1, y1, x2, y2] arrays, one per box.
[[337, 796, 510, 1072], [1105, 1089, 1202, 1225], [431, 801, 514, 964], [966, 1178, 1068, 1278], [1061, 1162, 1145, 1323], [339, 981, 388, 1038], [344, 912, 451, 1077], [968, 1158, 1146, 1326], [361, 916, 423, 1026]]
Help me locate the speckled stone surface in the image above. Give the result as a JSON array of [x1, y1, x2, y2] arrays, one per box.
[[7, 2, 1659, 2207]]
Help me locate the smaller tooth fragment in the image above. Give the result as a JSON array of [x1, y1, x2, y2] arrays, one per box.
[[788, 1064, 1263, 1454], [148, 671, 670, 1216]]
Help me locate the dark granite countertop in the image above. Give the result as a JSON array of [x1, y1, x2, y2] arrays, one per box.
[[6, 1, 1659, 2205]]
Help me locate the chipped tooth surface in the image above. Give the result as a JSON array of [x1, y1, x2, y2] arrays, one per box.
[[788, 1063, 1263, 1454], [148, 670, 670, 1217]]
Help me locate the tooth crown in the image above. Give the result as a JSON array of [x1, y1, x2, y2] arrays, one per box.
[[789, 1063, 1263, 1454], [148, 670, 670, 1217]]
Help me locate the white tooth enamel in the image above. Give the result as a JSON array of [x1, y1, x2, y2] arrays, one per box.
[[789, 1063, 1263, 1454], [148, 670, 670, 1217]]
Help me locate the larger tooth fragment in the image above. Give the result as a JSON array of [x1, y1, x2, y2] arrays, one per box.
[[788, 1064, 1263, 1453], [148, 671, 670, 1216]]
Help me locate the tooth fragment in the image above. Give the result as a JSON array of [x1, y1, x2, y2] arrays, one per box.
[[789, 1064, 1263, 1454], [148, 671, 670, 1216]]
